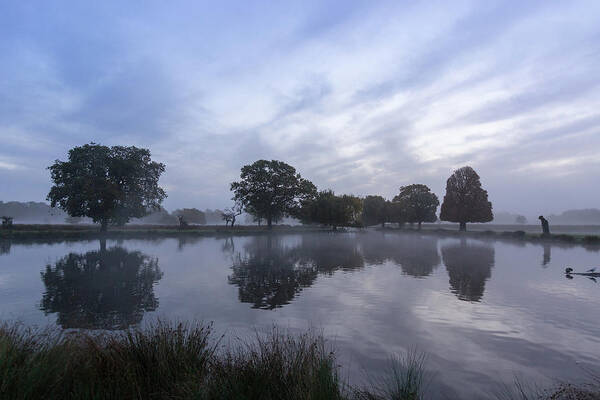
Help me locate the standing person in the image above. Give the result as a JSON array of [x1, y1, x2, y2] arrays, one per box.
[[538, 215, 550, 235]]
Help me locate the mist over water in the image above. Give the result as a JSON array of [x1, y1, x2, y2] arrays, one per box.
[[1, 231, 599, 399]]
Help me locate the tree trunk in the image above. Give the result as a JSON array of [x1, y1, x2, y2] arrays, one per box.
[[418, 221, 422, 230], [267, 216, 273, 229], [100, 220, 108, 232], [459, 222, 466, 231], [99, 239, 107, 252], [381, 221, 385, 228]]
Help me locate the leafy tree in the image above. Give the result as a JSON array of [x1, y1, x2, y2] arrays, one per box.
[[244, 204, 266, 226], [362, 195, 387, 227], [47, 143, 166, 231], [230, 160, 316, 228], [300, 190, 362, 230], [440, 166, 493, 231], [384, 201, 406, 226], [393, 184, 439, 229], [172, 208, 206, 225]]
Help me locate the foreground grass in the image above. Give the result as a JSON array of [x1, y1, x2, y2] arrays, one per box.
[[0, 321, 423, 400], [1, 321, 598, 400]]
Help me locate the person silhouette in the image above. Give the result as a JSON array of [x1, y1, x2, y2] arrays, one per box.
[[538, 215, 550, 235]]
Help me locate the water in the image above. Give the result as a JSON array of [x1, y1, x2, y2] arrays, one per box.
[[1, 231, 599, 398]]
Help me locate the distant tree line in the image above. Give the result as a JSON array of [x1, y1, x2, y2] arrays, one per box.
[[231, 160, 493, 231], [43, 144, 495, 231]]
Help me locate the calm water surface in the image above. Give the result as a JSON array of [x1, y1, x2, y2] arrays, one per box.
[[1, 232, 599, 399]]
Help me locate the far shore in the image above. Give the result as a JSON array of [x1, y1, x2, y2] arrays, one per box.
[[1, 223, 600, 248]]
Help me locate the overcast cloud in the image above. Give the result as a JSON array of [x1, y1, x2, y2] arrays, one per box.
[[1, 0, 599, 215]]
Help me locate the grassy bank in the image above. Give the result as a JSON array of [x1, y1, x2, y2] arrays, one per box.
[[2, 224, 600, 249], [0, 321, 426, 400], [1, 321, 597, 400], [382, 226, 600, 248]]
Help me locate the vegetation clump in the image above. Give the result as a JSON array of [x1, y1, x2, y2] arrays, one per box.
[[0, 320, 442, 400], [231, 160, 317, 228], [47, 143, 167, 232], [300, 190, 362, 230], [393, 185, 439, 230], [1, 216, 13, 229], [440, 166, 493, 231]]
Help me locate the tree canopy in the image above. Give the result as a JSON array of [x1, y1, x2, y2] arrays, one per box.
[[230, 160, 316, 228], [299, 190, 362, 229], [47, 143, 166, 231], [439, 166, 493, 231], [393, 184, 439, 229], [362, 195, 387, 227]]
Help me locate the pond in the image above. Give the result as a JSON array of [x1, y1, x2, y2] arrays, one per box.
[[1, 231, 599, 399]]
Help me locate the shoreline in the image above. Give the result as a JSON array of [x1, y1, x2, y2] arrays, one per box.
[[380, 226, 600, 248], [1, 223, 599, 248], [0, 224, 331, 240]]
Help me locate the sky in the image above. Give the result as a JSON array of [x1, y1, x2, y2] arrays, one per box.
[[1, 0, 599, 216]]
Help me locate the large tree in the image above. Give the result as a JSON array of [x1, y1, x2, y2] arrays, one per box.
[[440, 166, 493, 231], [47, 143, 166, 231], [230, 160, 316, 228], [362, 195, 387, 227], [393, 184, 439, 229], [300, 190, 362, 230]]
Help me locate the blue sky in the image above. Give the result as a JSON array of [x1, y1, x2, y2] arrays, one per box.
[[1, 0, 599, 215]]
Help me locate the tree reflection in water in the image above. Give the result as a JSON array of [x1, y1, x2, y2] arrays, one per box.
[[442, 240, 495, 302], [360, 233, 440, 277], [228, 233, 443, 309], [40, 243, 163, 330], [0, 240, 10, 255], [228, 235, 318, 310], [228, 234, 364, 309]]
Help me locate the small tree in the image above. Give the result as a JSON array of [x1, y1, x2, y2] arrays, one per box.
[[1, 216, 13, 229], [231, 160, 316, 228], [222, 202, 243, 227], [362, 195, 387, 227], [47, 143, 166, 231], [177, 215, 189, 228], [393, 184, 439, 230], [440, 166, 493, 231]]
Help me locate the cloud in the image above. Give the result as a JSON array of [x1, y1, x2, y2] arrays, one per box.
[[0, 0, 599, 214]]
